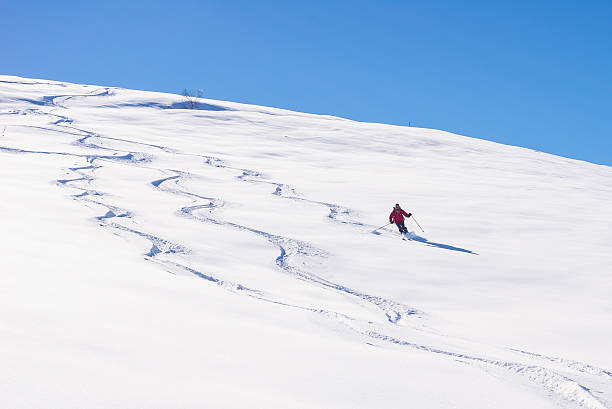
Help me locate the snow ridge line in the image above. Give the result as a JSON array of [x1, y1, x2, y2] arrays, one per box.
[[0, 79, 68, 87]]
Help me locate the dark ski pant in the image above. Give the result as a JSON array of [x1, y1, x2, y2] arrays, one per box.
[[395, 221, 408, 234]]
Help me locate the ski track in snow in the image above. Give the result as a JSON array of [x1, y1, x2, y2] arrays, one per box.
[[510, 349, 612, 380], [366, 331, 611, 409], [148, 166, 419, 325], [2, 84, 611, 409], [3, 87, 376, 329], [194, 154, 368, 228]]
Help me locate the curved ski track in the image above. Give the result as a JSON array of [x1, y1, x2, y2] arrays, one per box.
[[151, 171, 419, 324], [1, 84, 611, 409]]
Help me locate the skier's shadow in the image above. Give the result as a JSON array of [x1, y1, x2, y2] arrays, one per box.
[[410, 234, 478, 255]]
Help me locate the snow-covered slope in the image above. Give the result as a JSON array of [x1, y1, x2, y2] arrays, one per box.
[[1, 75, 611, 409]]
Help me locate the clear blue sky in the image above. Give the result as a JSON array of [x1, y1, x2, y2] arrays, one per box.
[[3, 1, 611, 166]]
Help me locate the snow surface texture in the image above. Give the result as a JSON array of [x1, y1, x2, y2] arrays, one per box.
[[1, 75, 611, 409]]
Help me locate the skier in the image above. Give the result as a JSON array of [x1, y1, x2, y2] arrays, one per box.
[[389, 203, 412, 236]]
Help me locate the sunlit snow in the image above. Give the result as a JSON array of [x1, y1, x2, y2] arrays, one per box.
[[1, 75, 611, 409]]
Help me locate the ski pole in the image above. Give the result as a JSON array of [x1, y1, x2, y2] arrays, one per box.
[[411, 215, 424, 232], [371, 222, 392, 233]]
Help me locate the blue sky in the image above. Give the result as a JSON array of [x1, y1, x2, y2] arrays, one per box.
[[3, 1, 611, 166]]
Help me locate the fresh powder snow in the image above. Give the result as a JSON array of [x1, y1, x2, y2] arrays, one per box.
[[1, 75, 611, 409]]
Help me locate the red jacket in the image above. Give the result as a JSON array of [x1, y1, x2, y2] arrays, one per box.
[[390, 208, 410, 224]]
